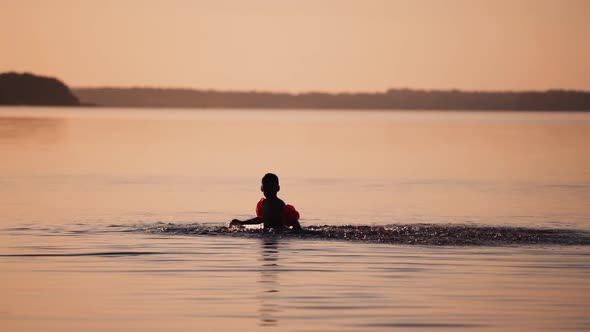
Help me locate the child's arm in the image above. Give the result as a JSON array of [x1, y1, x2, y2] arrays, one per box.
[[229, 217, 261, 227], [290, 219, 302, 231]]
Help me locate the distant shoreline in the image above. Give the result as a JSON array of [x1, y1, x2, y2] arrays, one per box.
[[2, 72, 589, 111], [74, 87, 590, 111], [3, 105, 590, 114], [0, 72, 79, 106]]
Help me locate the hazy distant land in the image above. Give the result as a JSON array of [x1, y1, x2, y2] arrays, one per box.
[[1, 72, 589, 110], [0, 73, 79, 106], [75, 87, 590, 111]]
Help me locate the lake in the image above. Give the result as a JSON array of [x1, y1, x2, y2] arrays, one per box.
[[1, 107, 589, 331]]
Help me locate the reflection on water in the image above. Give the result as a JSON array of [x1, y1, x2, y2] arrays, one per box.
[[0, 107, 590, 331], [0, 117, 65, 142], [1, 226, 589, 332], [258, 238, 280, 327], [0, 107, 589, 228]]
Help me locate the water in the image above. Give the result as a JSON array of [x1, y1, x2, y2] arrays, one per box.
[[1, 107, 589, 331]]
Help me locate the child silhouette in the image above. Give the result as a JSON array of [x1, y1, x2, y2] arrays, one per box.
[[230, 173, 302, 230]]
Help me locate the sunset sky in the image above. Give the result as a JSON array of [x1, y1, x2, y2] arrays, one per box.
[[1, 0, 588, 92]]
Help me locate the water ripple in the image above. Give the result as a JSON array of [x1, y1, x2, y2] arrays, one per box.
[[0, 251, 161, 257], [143, 223, 590, 246]]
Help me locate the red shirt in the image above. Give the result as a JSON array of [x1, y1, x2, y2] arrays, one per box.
[[256, 198, 300, 227]]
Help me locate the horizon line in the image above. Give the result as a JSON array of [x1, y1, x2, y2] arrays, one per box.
[[3, 71, 589, 94], [72, 85, 590, 95]]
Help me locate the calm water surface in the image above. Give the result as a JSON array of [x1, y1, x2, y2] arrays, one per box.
[[1, 107, 589, 331]]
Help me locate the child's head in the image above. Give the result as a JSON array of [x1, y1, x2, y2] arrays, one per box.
[[261, 173, 280, 198]]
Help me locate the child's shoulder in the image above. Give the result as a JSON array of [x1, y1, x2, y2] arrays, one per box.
[[258, 197, 285, 203]]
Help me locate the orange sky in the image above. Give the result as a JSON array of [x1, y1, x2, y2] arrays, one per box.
[[1, 0, 589, 92]]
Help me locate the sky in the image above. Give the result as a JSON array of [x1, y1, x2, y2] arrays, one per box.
[[1, 0, 589, 92]]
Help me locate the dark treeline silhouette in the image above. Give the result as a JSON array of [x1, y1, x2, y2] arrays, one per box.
[[0, 72, 80, 106], [74, 87, 589, 111], [1, 71, 587, 110]]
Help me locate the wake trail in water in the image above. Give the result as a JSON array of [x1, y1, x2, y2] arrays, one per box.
[[143, 223, 590, 246]]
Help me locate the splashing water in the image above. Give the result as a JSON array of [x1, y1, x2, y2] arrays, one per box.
[[144, 223, 590, 246]]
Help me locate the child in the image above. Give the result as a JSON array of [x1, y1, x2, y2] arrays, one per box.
[[230, 173, 302, 230]]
